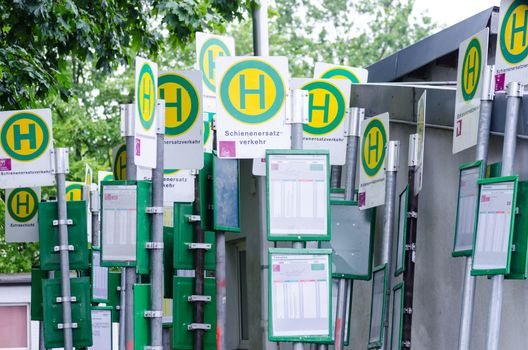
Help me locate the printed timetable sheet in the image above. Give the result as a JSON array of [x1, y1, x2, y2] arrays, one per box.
[[268, 153, 328, 237], [455, 166, 481, 252], [102, 185, 137, 262], [473, 181, 515, 271], [270, 253, 331, 337]]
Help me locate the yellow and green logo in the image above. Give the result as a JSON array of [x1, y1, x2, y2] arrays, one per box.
[[199, 38, 232, 92], [461, 38, 482, 101], [302, 81, 346, 135], [137, 62, 156, 130], [361, 118, 387, 177], [7, 188, 38, 223], [204, 121, 211, 145], [220, 59, 285, 124], [320, 67, 360, 84], [66, 183, 83, 201], [113, 144, 127, 181], [102, 173, 113, 182], [500, 0, 528, 64], [159, 73, 200, 136], [1, 112, 50, 161]]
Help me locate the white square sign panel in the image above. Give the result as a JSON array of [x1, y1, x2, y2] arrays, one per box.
[[5, 187, 40, 242]]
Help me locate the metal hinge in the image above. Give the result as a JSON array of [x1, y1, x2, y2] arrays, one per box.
[[53, 245, 74, 252], [146, 206, 164, 214], [145, 242, 164, 250], [144, 310, 163, 318], [402, 340, 411, 348], [55, 296, 77, 303], [187, 295, 211, 303], [187, 215, 201, 223], [57, 323, 78, 329], [187, 323, 211, 331], [144, 347, 163, 350], [187, 243, 212, 250], [53, 219, 73, 226]]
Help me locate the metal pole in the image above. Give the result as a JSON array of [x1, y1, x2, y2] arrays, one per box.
[[216, 230, 227, 350], [457, 65, 495, 350], [90, 187, 100, 248], [330, 166, 342, 188], [380, 142, 400, 350], [401, 134, 419, 349], [333, 108, 363, 350], [150, 102, 165, 348], [124, 104, 137, 350], [54, 148, 73, 350], [486, 81, 522, 350], [193, 174, 205, 350]]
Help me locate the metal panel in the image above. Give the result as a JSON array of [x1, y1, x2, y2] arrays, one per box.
[[507, 180, 528, 279], [133, 284, 151, 349], [38, 200, 89, 271]]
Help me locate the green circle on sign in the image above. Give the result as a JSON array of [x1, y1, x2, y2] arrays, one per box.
[[8, 188, 38, 223], [220, 59, 285, 124], [321, 68, 360, 84], [113, 144, 127, 180], [1, 112, 50, 161], [199, 38, 231, 92], [203, 121, 211, 145], [461, 38, 482, 101], [158, 73, 200, 136], [361, 118, 387, 177], [302, 81, 346, 135], [137, 63, 156, 130], [500, 0, 528, 64]]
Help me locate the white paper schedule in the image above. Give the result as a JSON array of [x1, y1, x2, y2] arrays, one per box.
[[455, 166, 480, 252], [473, 181, 515, 271], [270, 252, 331, 338], [268, 153, 328, 238], [92, 251, 108, 300], [102, 185, 137, 262]]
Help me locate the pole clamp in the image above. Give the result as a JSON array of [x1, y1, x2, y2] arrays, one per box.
[[57, 322, 78, 329], [188, 243, 212, 250], [344, 107, 364, 136], [402, 340, 411, 348], [187, 323, 211, 331], [285, 89, 309, 124], [144, 310, 163, 318], [146, 206, 164, 214], [56, 296, 77, 303], [407, 211, 417, 219], [53, 245, 74, 252], [187, 295, 211, 302], [190, 169, 199, 176], [53, 219, 73, 226], [481, 65, 495, 101], [51, 148, 70, 175], [507, 81, 524, 98], [187, 215, 201, 223], [145, 242, 164, 250], [405, 243, 416, 252], [404, 307, 413, 314]]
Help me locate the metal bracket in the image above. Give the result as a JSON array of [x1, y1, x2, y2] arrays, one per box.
[[407, 211, 417, 219], [507, 81, 524, 98], [512, 244, 517, 252], [211, 117, 217, 131], [121, 104, 135, 136], [188, 295, 211, 302], [408, 133, 419, 167], [144, 310, 163, 318], [156, 100, 166, 134], [285, 89, 309, 124], [516, 207, 519, 215], [145, 242, 164, 249], [146, 206, 164, 214], [481, 65, 495, 101], [57, 323, 78, 329], [90, 189, 100, 212], [53, 219, 73, 226], [385, 141, 400, 172], [187, 215, 201, 223], [404, 307, 413, 314], [190, 169, 199, 176], [55, 296, 77, 303], [53, 245, 74, 252], [188, 243, 212, 250], [405, 243, 416, 252], [187, 323, 211, 331], [344, 107, 364, 136]]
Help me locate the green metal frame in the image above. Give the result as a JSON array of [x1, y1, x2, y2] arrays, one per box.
[[471, 176, 518, 276], [266, 149, 331, 241], [395, 186, 409, 276], [507, 180, 528, 279], [322, 199, 376, 280], [100, 180, 152, 274], [368, 264, 388, 349], [452, 161, 484, 257], [268, 248, 333, 343], [390, 282, 404, 350], [91, 248, 109, 303], [212, 155, 241, 232]]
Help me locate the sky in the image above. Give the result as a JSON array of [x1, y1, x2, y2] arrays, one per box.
[[413, 0, 499, 29]]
